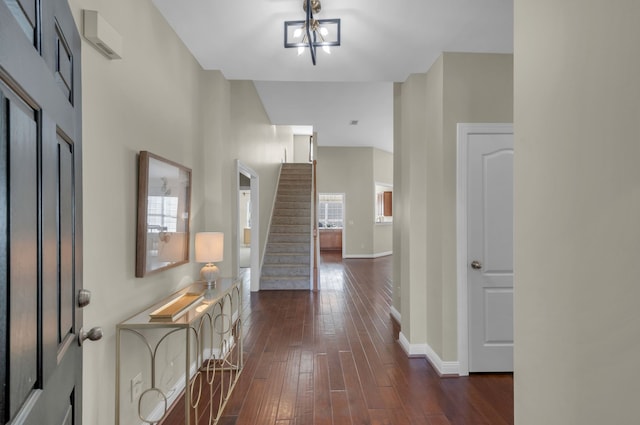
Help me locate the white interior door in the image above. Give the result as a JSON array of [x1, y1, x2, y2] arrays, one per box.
[[467, 128, 514, 372]]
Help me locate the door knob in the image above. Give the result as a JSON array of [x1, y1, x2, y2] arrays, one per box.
[[470, 260, 482, 270], [78, 289, 91, 308], [78, 326, 103, 346]]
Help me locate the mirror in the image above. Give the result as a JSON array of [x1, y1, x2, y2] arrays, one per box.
[[135, 151, 192, 277]]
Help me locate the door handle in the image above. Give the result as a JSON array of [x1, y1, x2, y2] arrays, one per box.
[[78, 326, 103, 346], [470, 260, 482, 270], [78, 289, 91, 308]]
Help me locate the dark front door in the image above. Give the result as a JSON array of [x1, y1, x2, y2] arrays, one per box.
[[0, 0, 87, 424]]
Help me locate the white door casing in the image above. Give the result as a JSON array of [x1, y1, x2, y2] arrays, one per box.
[[236, 160, 260, 292], [457, 123, 514, 375]]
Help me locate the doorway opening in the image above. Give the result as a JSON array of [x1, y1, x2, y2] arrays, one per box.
[[318, 193, 345, 257], [236, 160, 260, 291]]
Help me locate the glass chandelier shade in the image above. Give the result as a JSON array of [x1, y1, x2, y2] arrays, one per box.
[[284, 0, 341, 65]]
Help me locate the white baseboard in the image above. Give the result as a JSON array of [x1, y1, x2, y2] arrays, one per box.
[[343, 251, 392, 259], [398, 332, 460, 376], [390, 306, 401, 324]]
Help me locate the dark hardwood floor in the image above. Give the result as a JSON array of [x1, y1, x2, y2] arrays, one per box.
[[160, 253, 513, 424], [218, 252, 514, 425]]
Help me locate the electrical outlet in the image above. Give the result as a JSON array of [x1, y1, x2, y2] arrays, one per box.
[[131, 373, 142, 403]]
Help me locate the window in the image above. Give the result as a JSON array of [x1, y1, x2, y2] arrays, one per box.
[[318, 193, 343, 228]]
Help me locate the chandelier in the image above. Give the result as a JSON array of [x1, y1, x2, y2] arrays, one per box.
[[284, 0, 341, 65]]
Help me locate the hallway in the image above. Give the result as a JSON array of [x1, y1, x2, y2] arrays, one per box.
[[221, 253, 513, 424]]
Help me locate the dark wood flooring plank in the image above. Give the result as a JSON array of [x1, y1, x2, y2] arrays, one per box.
[[358, 334, 391, 388], [369, 408, 392, 425], [378, 386, 401, 410], [386, 408, 414, 425], [215, 416, 237, 425], [234, 378, 266, 425], [252, 351, 275, 380], [255, 361, 287, 425], [276, 348, 301, 421], [344, 331, 386, 409], [326, 337, 346, 391], [427, 414, 454, 425], [294, 371, 313, 422], [330, 391, 352, 425], [384, 363, 433, 423], [301, 322, 315, 350], [313, 354, 333, 425], [339, 350, 373, 425], [300, 350, 314, 374]]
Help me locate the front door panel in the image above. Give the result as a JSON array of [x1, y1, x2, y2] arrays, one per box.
[[8, 92, 39, 420], [1, 0, 85, 423], [58, 135, 75, 347]]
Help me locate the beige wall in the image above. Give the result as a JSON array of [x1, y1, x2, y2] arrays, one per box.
[[396, 71, 429, 343], [318, 147, 373, 256], [374, 149, 394, 254], [441, 53, 514, 359], [392, 84, 403, 312], [68, 1, 291, 424], [425, 56, 445, 356], [373, 148, 393, 183], [514, 1, 640, 424], [373, 222, 392, 255], [205, 78, 293, 274], [293, 134, 310, 163], [317, 146, 393, 257], [394, 53, 513, 362]]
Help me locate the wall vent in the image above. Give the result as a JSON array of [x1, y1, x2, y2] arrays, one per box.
[[83, 10, 123, 60], [95, 42, 115, 56]]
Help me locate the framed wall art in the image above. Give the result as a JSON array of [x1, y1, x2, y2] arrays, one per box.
[[135, 151, 192, 277]]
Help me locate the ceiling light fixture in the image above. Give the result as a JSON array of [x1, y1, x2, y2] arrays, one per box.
[[284, 0, 341, 65]]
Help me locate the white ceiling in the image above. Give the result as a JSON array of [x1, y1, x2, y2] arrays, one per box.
[[152, 0, 513, 152], [254, 81, 393, 152]]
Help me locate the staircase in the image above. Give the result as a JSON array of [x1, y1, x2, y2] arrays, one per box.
[[260, 163, 313, 290]]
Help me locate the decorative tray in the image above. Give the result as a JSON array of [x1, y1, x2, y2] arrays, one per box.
[[149, 292, 203, 321]]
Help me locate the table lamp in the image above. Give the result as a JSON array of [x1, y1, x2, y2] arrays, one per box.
[[195, 232, 224, 288]]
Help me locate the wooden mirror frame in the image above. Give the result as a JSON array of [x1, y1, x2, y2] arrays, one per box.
[[135, 151, 192, 277]]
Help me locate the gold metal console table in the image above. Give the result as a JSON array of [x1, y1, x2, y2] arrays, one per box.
[[116, 278, 242, 425]]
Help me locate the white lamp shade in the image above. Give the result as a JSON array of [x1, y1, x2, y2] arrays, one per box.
[[195, 232, 224, 263]]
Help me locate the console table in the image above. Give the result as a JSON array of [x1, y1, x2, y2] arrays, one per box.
[[115, 278, 242, 425]]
